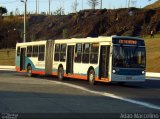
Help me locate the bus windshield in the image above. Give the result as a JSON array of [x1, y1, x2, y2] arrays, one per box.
[[112, 45, 146, 68]]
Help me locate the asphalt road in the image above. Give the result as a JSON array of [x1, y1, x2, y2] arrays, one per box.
[[0, 71, 159, 119]]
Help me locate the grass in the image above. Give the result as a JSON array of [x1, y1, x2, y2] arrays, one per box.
[[0, 49, 15, 66], [0, 36, 159, 72], [144, 0, 160, 9], [144, 35, 160, 72]]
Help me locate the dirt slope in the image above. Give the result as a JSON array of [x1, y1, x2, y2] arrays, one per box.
[[24, 8, 160, 42], [1, 7, 160, 47]]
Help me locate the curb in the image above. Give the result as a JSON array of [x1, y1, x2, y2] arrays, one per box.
[[0, 65, 15, 71], [146, 72, 160, 78]]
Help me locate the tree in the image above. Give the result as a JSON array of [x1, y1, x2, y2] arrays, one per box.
[[0, 7, 7, 16], [71, 0, 79, 13], [88, 0, 99, 10], [15, 8, 20, 16], [62, 29, 69, 38], [53, 7, 65, 15]]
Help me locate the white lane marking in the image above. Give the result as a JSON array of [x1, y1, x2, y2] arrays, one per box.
[[54, 81, 160, 110]]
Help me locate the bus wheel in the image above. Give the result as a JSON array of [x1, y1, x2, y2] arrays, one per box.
[[27, 66, 32, 77], [58, 67, 64, 81], [88, 69, 95, 85]]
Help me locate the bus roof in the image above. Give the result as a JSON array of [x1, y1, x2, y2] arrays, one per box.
[[16, 40, 47, 46], [111, 35, 144, 40], [54, 36, 112, 44], [16, 36, 144, 46]]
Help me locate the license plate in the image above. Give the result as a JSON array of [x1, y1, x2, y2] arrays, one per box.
[[126, 76, 132, 80]]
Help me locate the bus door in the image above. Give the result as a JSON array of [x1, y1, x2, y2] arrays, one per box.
[[20, 48, 26, 71], [99, 45, 110, 78], [66, 45, 74, 74]]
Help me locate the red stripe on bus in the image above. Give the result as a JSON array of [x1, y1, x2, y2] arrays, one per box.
[[64, 74, 88, 80], [52, 71, 110, 82], [52, 72, 58, 76], [16, 66, 20, 72], [32, 70, 45, 75], [16, 67, 45, 75], [52, 72, 87, 80], [15, 66, 27, 72], [64, 74, 111, 82], [95, 77, 111, 82]]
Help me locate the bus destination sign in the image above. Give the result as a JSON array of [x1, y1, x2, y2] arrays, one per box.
[[119, 39, 137, 45]]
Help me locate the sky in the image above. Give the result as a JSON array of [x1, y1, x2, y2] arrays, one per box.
[[0, 0, 158, 15]]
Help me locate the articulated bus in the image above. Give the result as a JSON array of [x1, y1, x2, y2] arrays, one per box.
[[15, 36, 146, 85]]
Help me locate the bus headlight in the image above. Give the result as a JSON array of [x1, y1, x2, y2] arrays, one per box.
[[113, 70, 116, 73], [142, 71, 145, 74]]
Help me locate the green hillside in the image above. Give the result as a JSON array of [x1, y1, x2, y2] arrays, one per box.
[[145, 36, 160, 72], [145, 0, 160, 9]]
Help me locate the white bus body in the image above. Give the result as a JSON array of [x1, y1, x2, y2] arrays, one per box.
[[16, 36, 146, 84]]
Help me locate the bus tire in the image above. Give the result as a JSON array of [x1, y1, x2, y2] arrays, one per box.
[[58, 67, 64, 81], [88, 69, 95, 85], [27, 66, 32, 77]]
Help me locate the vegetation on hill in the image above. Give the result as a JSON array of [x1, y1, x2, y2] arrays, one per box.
[[0, 16, 22, 48]]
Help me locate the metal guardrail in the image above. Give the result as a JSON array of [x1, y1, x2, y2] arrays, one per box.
[[0, 65, 159, 78]]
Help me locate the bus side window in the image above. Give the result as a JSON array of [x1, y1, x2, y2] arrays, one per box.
[[60, 44, 66, 62], [32, 45, 38, 57], [54, 44, 60, 61], [27, 46, 32, 57], [17, 47, 20, 56], [38, 45, 45, 61], [75, 43, 82, 63], [90, 43, 99, 64], [82, 43, 90, 63], [75, 44, 82, 63]]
